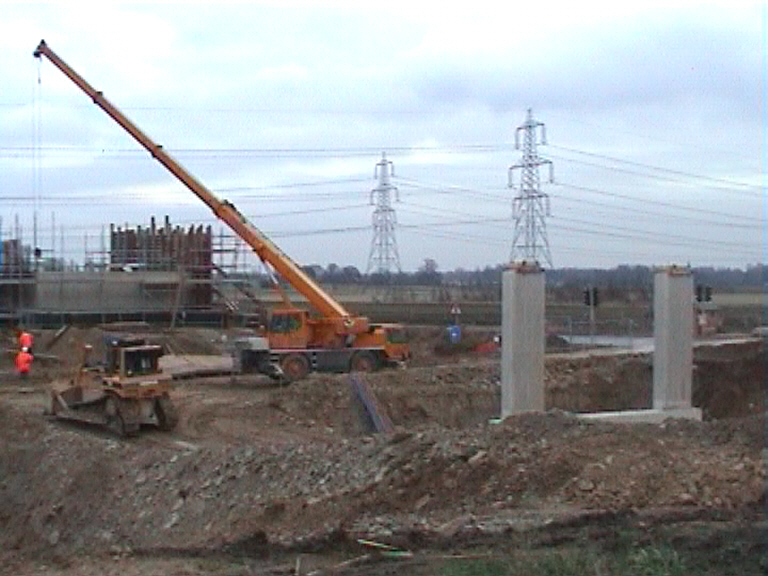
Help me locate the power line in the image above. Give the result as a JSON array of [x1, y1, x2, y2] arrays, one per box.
[[2, 99, 755, 162], [0, 142, 504, 158], [400, 226, 680, 262], [3, 137, 760, 196], [553, 181, 762, 223], [550, 144, 759, 190], [551, 214, 754, 251], [547, 149, 761, 198], [216, 177, 369, 193], [15, 205, 759, 264], [7, 174, 757, 247], [396, 176, 761, 225], [400, 225, 757, 262], [544, 110, 758, 164], [33, 210, 762, 259], [0, 97, 755, 161], [395, 203, 758, 258], [554, 195, 762, 231], [394, 204, 757, 259]]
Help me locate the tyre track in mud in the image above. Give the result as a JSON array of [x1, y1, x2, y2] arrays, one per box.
[[127, 377, 341, 452]]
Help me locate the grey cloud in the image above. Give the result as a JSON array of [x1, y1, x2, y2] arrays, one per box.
[[403, 17, 760, 117]]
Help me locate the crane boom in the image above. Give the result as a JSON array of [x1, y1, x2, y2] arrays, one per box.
[[33, 39, 352, 321]]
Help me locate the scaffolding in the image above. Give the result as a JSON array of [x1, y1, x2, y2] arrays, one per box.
[[0, 214, 268, 327]]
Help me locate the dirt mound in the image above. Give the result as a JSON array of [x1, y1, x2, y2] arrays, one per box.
[[546, 354, 652, 413], [269, 344, 764, 430], [693, 341, 765, 419], [0, 328, 764, 573], [0, 326, 232, 381], [0, 389, 763, 561]]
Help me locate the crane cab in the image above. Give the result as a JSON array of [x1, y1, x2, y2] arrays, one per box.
[[267, 308, 371, 351], [267, 308, 310, 349]]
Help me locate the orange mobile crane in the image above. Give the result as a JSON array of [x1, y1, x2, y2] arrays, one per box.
[[34, 40, 410, 381]]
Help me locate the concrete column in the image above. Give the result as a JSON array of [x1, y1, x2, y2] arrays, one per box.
[[653, 266, 694, 410], [501, 262, 545, 417], [580, 267, 700, 425]]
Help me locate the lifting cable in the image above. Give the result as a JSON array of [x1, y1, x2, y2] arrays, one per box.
[[32, 55, 42, 267]]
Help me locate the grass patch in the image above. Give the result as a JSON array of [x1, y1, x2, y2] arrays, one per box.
[[439, 544, 687, 576], [531, 549, 604, 576], [441, 557, 510, 576], [625, 546, 686, 576]]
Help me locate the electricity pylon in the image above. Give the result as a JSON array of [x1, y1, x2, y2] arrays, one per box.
[[508, 108, 554, 268], [367, 152, 402, 275]]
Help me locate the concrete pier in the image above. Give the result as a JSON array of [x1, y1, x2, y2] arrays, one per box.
[[501, 262, 545, 417], [579, 265, 701, 424], [653, 266, 697, 412]]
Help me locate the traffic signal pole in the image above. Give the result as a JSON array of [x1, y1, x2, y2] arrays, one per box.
[[589, 288, 596, 346], [584, 286, 598, 346]]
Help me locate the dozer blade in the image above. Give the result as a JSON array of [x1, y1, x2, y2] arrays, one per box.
[[50, 391, 111, 429], [49, 390, 139, 437]]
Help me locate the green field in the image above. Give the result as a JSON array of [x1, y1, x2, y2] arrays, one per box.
[[714, 292, 765, 307]]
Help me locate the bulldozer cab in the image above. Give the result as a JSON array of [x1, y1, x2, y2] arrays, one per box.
[[103, 335, 164, 379], [51, 334, 176, 436]]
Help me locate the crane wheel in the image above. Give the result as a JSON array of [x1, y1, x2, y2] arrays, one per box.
[[350, 351, 378, 373], [280, 354, 309, 382]]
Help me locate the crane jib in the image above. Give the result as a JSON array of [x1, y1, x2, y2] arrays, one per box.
[[33, 39, 353, 322]]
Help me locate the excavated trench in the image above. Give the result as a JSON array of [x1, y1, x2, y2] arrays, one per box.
[[267, 340, 764, 435], [0, 328, 764, 575]]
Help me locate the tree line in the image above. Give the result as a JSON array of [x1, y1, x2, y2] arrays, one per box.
[[297, 261, 765, 303]]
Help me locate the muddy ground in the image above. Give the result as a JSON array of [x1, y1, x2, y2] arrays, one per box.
[[0, 326, 764, 575]]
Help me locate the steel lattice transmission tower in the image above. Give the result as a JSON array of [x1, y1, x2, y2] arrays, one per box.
[[508, 108, 554, 267], [367, 152, 402, 274]]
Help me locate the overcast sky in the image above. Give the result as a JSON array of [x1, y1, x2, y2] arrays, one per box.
[[0, 1, 764, 273]]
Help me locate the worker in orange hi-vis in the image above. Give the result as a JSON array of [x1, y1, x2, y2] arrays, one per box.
[[17, 328, 33, 353], [15, 349, 33, 379]]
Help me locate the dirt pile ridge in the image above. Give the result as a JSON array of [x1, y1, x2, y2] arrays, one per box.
[[0, 396, 763, 559], [0, 327, 764, 574]]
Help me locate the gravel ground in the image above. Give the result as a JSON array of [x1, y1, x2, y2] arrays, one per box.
[[0, 327, 763, 575]]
